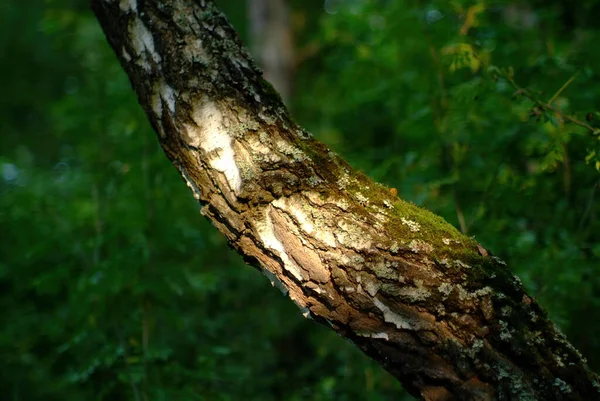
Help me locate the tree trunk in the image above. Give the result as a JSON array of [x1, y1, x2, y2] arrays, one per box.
[[247, 0, 294, 103], [90, 0, 600, 399]]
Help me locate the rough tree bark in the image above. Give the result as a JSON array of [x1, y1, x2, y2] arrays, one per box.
[[91, 0, 600, 399]]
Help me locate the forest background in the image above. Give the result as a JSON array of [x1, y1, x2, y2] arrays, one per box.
[[2, 0, 600, 400]]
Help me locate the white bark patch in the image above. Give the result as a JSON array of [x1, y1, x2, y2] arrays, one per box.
[[256, 207, 303, 281], [301, 307, 312, 319], [176, 165, 201, 200], [364, 280, 380, 297], [273, 198, 313, 233], [272, 196, 336, 248], [151, 84, 163, 118], [261, 269, 288, 295], [185, 99, 242, 193], [150, 80, 177, 137], [119, 0, 137, 12], [358, 332, 389, 341], [288, 292, 311, 319], [161, 82, 177, 113], [122, 47, 132, 62], [374, 298, 413, 330], [129, 18, 161, 71]]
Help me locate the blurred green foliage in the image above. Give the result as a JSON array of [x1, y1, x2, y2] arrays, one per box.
[[1, 0, 599, 400]]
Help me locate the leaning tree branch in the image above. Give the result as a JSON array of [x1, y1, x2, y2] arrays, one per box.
[[90, 0, 600, 399]]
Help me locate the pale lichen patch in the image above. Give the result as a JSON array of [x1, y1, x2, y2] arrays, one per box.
[[247, 134, 281, 163], [498, 320, 512, 340], [337, 173, 351, 189], [473, 286, 493, 297], [554, 353, 565, 368], [258, 131, 270, 143], [553, 378, 572, 394], [468, 339, 484, 360], [397, 284, 431, 302], [296, 128, 312, 139], [355, 192, 369, 205], [456, 286, 471, 302], [492, 256, 507, 266], [306, 175, 322, 187], [401, 217, 421, 232], [337, 253, 365, 270], [408, 239, 433, 254], [275, 139, 308, 162], [335, 220, 372, 250], [258, 111, 277, 126], [182, 37, 208, 64], [372, 261, 399, 281]]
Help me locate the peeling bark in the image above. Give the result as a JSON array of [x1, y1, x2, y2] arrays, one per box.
[[90, 0, 600, 399]]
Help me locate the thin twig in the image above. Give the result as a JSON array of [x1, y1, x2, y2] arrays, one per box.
[[498, 70, 599, 135], [548, 72, 579, 105], [578, 180, 599, 232]]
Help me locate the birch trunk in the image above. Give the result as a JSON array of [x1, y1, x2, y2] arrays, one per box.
[[90, 0, 600, 399]]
